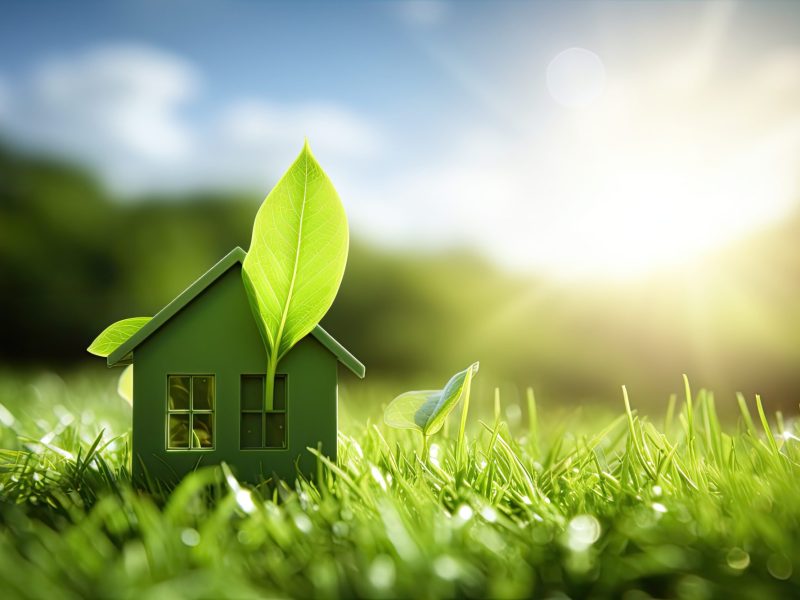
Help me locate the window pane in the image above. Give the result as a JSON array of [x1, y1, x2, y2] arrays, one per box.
[[168, 414, 190, 449], [193, 376, 214, 410], [241, 375, 263, 411], [274, 375, 287, 411], [168, 376, 190, 410], [192, 414, 213, 448], [265, 413, 286, 448], [241, 413, 262, 449]]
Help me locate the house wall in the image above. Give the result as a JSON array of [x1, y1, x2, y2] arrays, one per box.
[[131, 262, 338, 485]]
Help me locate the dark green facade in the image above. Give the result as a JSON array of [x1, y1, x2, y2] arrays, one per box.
[[115, 249, 363, 485]]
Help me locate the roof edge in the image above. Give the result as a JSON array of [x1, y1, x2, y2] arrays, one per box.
[[106, 247, 366, 378], [311, 325, 366, 378]]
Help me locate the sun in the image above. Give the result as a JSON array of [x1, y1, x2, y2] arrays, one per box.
[[546, 47, 606, 108], [514, 45, 800, 281]]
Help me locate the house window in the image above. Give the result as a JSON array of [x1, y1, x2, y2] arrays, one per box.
[[240, 374, 287, 449], [167, 375, 215, 449]]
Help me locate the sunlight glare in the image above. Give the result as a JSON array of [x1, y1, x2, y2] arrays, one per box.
[[546, 48, 606, 108], [514, 44, 800, 280]]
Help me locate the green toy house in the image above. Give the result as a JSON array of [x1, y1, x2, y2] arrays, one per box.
[[105, 247, 365, 484]]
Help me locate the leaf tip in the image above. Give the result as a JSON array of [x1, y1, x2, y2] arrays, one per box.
[[87, 336, 109, 357]]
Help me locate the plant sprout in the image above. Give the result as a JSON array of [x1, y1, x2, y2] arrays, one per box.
[[87, 140, 350, 413], [242, 140, 349, 410], [384, 362, 479, 460]]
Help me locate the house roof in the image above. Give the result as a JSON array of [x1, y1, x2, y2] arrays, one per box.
[[107, 247, 366, 378]]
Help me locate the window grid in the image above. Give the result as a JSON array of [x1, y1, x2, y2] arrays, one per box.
[[241, 375, 287, 449], [167, 375, 215, 450]]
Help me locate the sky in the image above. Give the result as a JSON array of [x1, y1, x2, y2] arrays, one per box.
[[1, 0, 799, 278]]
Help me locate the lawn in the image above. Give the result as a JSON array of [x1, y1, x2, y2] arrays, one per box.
[[0, 371, 798, 599]]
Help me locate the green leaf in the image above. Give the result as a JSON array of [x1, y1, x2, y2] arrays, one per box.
[[384, 362, 479, 435], [384, 390, 442, 431], [87, 317, 151, 357], [242, 141, 349, 362]]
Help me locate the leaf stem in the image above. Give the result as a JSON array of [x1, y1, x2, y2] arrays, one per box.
[[265, 354, 278, 411]]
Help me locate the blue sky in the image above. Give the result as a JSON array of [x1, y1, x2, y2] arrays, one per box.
[[2, 1, 799, 277]]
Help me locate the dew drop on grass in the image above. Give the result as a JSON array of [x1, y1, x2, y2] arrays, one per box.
[[566, 515, 601, 552], [180, 528, 200, 547], [294, 513, 313, 534], [456, 504, 473, 521], [726, 547, 750, 570], [480, 506, 498, 523], [767, 554, 792, 580], [434, 555, 460, 580], [652, 502, 668, 514], [368, 554, 395, 590]]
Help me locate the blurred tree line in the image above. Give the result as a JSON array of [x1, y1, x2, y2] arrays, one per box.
[[2, 143, 799, 410]]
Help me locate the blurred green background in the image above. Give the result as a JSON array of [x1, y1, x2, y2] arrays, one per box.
[[1, 1, 799, 415], [2, 142, 798, 412]]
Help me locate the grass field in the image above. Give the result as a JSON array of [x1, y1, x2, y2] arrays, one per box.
[[0, 371, 798, 599]]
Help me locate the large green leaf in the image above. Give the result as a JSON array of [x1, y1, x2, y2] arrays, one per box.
[[242, 141, 349, 362], [384, 362, 479, 435], [87, 317, 151, 357]]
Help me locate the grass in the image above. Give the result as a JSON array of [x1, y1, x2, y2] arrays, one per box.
[[0, 372, 799, 599]]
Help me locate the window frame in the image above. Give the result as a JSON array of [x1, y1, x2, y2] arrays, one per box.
[[239, 374, 288, 450], [166, 374, 216, 451]]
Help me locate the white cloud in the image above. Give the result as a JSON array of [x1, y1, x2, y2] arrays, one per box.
[[0, 44, 381, 195], [220, 100, 377, 156], [9, 46, 198, 166], [203, 99, 381, 191]]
